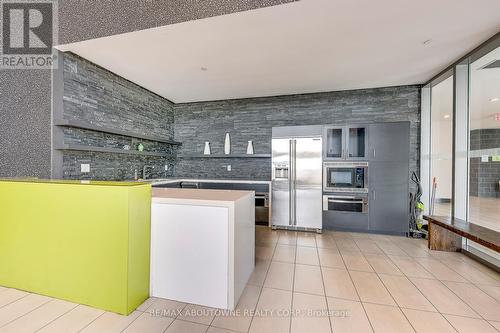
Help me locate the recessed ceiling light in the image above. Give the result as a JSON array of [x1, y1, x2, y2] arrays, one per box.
[[200, 67, 208, 71], [443, 114, 450, 119], [489, 97, 499, 102], [423, 39, 432, 45]]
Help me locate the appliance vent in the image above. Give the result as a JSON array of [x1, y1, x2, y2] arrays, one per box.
[[481, 60, 500, 69]]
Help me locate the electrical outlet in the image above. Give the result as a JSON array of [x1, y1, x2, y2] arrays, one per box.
[[164, 165, 169, 171], [81, 164, 90, 173], [227, 165, 231, 171]]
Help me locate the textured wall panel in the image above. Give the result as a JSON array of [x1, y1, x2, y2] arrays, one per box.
[[63, 53, 174, 139], [0, 70, 51, 178], [59, 0, 296, 44], [59, 53, 177, 180], [174, 86, 421, 180], [62, 151, 175, 180]]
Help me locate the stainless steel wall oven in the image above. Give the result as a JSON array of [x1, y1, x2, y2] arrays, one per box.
[[322, 194, 368, 213]]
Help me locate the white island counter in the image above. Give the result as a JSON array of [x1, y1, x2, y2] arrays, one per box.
[[150, 188, 255, 310]]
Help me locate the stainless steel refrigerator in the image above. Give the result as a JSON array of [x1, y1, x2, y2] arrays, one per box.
[[271, 126, 323, 231]]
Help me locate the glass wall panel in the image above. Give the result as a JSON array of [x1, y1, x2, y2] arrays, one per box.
[[430, 75, 454, 217], [454, 61, 469, 221], [420, 85, 431, 214], [468, 46, 500, 232]]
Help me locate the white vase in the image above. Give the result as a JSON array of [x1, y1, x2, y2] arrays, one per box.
[[224, 133, 231, 155], [246, 140, 254, 154], [203, 141, 211, 155]]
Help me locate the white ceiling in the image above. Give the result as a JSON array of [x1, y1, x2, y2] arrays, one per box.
[[55, 0, 500, 103], [429, 54, 500, 130]]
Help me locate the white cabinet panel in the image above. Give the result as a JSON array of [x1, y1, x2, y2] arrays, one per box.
[[151, 204, 229, 309]]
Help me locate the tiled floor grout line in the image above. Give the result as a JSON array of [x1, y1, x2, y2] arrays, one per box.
[[397, 308, 418, 333], [32, 301, 79, 332], [412, 256, 469, 282], [486, 320, 500, 332], [0, 296, 52, 329], [437, 278, 489, 321], [77, 310, 107, 332], [465, 261, 500, 282], [165, 317, 214, 332], [208, 326, 242, 333], [246, 240, 278, 333], [361, 236, 438, 332], [118, 299, 163, 333], [425, 254, 475, 283], [337, 234, 382, 332], [287, 232, 298, 333], [437, 256, 500, 285], [119, 313, 140, 332], [161, 302, 188, 332], [474, 283, 500, 303], [376, 271, 429, 333], [386, 254, 438, 280], [378, 239, 491, 329], [246, 281, 477, 310], [344, 262, 377, 332], [0, 292, 30, 311], [206, 293, 223, 331], [444, 317, 472, 333], [314, 236, 334, 333], [381, 271, 439, 308], [368, 272, 398, 305]]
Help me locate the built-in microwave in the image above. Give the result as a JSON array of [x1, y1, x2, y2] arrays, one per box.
[[323, 162, 368, 193]]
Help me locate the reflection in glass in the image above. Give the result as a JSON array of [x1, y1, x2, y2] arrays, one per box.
[[469, 46, 500, 232], [348, 127, 366, 158], [430, 76, 454, 217], [326, 128, 343, 158]]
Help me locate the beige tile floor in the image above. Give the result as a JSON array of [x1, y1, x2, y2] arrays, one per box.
[[1, 227, 500, 333]]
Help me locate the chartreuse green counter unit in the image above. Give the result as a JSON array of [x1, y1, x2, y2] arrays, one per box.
[[0, 179, 151, 315]]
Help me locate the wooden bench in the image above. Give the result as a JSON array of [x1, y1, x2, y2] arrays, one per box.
[[424, 215, 500, 253]]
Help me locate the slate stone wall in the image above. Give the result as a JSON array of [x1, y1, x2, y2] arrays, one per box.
[[63, 53, 175, 139], [174, 86, 421, 180], [59, 53, 177, 180], [59, 57, 421, 182]]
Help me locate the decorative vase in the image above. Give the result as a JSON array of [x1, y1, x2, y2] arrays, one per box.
[[224, 133, 231, 155], [246, 140, 254, 154], [203, 141, 211, 155]]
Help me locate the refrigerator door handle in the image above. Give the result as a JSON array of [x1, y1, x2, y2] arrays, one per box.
[[329, 199, 364, 204]]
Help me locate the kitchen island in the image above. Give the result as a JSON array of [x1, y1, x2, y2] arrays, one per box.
[[150, 178, 272, 225], [0, 179, 151, 315], [151, 188, 255, 310]]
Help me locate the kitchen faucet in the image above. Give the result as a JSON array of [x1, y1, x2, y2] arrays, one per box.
[[143, 165, 155, 180]]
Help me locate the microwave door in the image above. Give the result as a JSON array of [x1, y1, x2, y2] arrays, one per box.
[[331, 168, 355, 188]]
